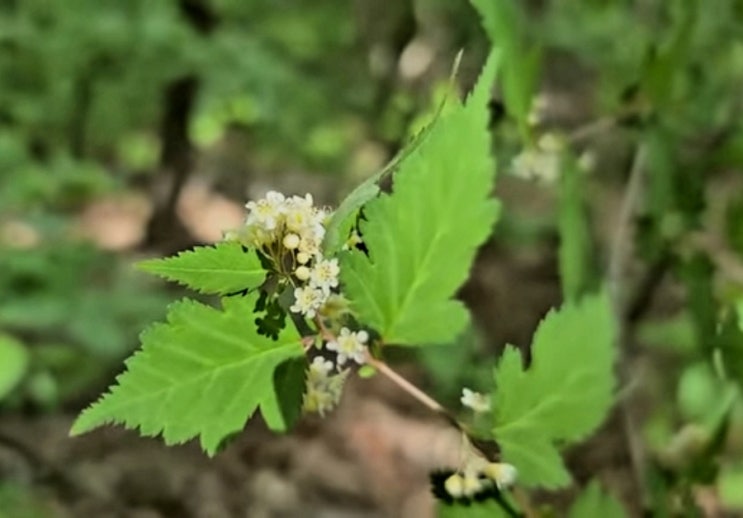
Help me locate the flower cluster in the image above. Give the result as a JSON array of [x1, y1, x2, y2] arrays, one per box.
[[289, 257, 340, 319], [444, 461, 518, 498], [238, 191, 343, 319], [237, 191, 371, 417], [239, 191, 328, 260], [302, 357, 348, 416], [243, 191, 327, 255], [511, 133, 564, 186], [301, 327, 369, 417]]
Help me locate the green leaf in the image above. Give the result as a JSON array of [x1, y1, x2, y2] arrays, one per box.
[[137, 242, 267, 295], [438, 501, 509, 518], [340, 51, 500, 346], [0, 335, 29, 400], [323, 62, 460, 256], [70, 293, 303, 455], [492, 292, 617, 488], [569, 480, 627, 518], [558, 153, 595, 301], [323, 179, 379, 255], [262, 356, 307, 433], [472, 0, 540, 138]]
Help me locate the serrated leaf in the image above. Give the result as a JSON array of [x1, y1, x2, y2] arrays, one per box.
[[0, 334, 29, 400], [138, 242, 266, 295], [340, 51, 500, 346], [492, 292, 617, 488], [323, 69, 459, 256], [70, 293, 303, 455], [569, 480, 627, 518]]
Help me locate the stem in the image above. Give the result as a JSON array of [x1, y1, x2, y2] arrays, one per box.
[[364, 353, 446, 415], [511, 487, 537, 518], [608, 144, 646, 299], [608, 143, 650, 508]]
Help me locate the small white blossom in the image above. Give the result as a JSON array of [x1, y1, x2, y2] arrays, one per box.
[[284, 194, 316, 233], [245, 190, 285, 231], [326, 327, 368, 365], [290, 286, 325, 319], [460, 388, 491, 413], [482, 462, 518, 489], [308, 356, 333, 380], [310, 258, 340, 293], [298, 233, 322, 258]]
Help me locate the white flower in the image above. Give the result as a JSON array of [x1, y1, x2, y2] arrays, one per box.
[[290, 286, 325, 319], [284, 194, 316, 233], [310, 258, 340, 293], [307, 356, 333, 380], [326, 327, 368, 365], [482, 462, 518, 489], [460, 388, 491, 413], [298, 233, 321, 258], [245, 191, 285, 230]]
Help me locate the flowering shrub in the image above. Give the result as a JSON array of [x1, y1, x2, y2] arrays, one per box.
[[69, 1, 671, 515]]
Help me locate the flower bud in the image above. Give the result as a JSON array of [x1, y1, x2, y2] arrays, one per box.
[[297, 252, 311, 264], [444, 474, 465, 498], [283, 233, 300, 249], [295, 266, 311, 281]]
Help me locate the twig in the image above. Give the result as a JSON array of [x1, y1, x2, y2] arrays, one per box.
[[568, 116, 617, 144], [364, 353, 446, 415], [607, 143, 650, 508], [609, 144, 646, 298]]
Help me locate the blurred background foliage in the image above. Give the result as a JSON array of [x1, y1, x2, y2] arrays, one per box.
[[3, 0, 743, 515]]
